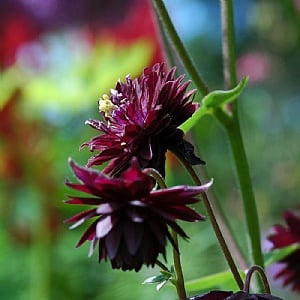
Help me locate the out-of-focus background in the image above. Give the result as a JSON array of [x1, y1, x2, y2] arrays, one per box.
[[0, 0, 299, 299]]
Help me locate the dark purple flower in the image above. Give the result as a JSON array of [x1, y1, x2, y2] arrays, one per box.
[[81, 63, 205, 177], [187, 291, 233, 300], [187, 291, 282, 300], [267, 209, 300, 292], [65, 157, 211, 271]]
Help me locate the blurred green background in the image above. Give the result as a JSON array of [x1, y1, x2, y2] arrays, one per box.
[[1, 0, 300, 299]]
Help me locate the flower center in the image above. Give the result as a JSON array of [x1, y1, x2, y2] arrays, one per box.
[[98, 94, 118, 117]]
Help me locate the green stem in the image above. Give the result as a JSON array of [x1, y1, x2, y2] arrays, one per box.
[[222, 117, 264, 269], [153, 0, 248, 273], [172, 150, 244, 290], [172, 231, 187, 300], [219, 0, 264, 271], [152, 0, 209, 96], [203, 179, 248, 270], [153, 6, 177, 68], [143, 168, 187, 299], [186, 138, 248, 270], [221, 0, 237, 90]]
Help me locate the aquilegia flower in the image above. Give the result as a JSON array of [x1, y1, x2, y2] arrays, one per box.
[[267, 209, 300, 292], [187, 291, 282, 300], [65, 157, 212, 271], [81, 63, 204, 177]]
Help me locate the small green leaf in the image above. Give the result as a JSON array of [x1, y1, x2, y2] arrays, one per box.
[[185, 270, 245, 292], [156, 280, 168, 291], [203, 77, 248, 108], [143, 274, 168, 285], [180, 77, 248, 133], [264, 243, 299, 267]]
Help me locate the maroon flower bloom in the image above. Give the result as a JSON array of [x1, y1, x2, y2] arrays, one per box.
[[81, 63, 204, 177], [267, 209, 300, 292], [187, 291, 282, 300], [65, 157, 211, 271]]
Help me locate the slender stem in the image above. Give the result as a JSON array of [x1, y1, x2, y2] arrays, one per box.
[[153, 5, 177, 68], [143, 168, 187, 299], [187, 138, 248, 270], [152, 0, 209, 96], [156, 259, 169, 271], [204, 184, 248, 270], [172, 150, 244, 290], [172, 231, 187, 300]]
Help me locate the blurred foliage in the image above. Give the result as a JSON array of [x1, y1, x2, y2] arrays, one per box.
[[1, 0, 300, 299], [1, 37, 153, 118]]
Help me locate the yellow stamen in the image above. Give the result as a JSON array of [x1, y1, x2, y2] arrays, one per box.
[[98, 94, 117, 117]]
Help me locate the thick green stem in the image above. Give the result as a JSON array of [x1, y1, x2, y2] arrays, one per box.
[[153, 6, 177, 68], [152, 0, 209, 96], [221, 0, 237, 90], [220, 0, 264, 271], [172, 151, 244, 290], [223, 118, 264, 269]]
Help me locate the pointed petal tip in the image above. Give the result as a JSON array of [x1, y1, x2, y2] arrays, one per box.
[[68, 157, 79, 171], [201, 178, 213, 190], [69, 218, 85, 229]]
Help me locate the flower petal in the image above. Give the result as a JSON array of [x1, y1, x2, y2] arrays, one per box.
[[96, 214, 120, 238]]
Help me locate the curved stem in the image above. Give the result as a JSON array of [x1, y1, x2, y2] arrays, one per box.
[[152, 0, 209, 96], [143, 168, 187, 299], [172, 150, 244, 290], [143, 167, 166, 189], [243, 265, 271, 294]]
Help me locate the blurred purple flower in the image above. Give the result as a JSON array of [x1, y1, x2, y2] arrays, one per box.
[[267, 209, 300, 292], [82, 63, 205, 177], [1, 0, 135, 30], [237, 52, 272, 84], [0, 0, 141, 66], [65, 157, 211, 271]]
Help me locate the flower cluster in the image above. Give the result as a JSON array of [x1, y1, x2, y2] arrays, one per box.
[[81, 63, 205, 177], [65, 158, 211, 271], [267, 209, 300, 292], [65, 63, 210, 271]]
